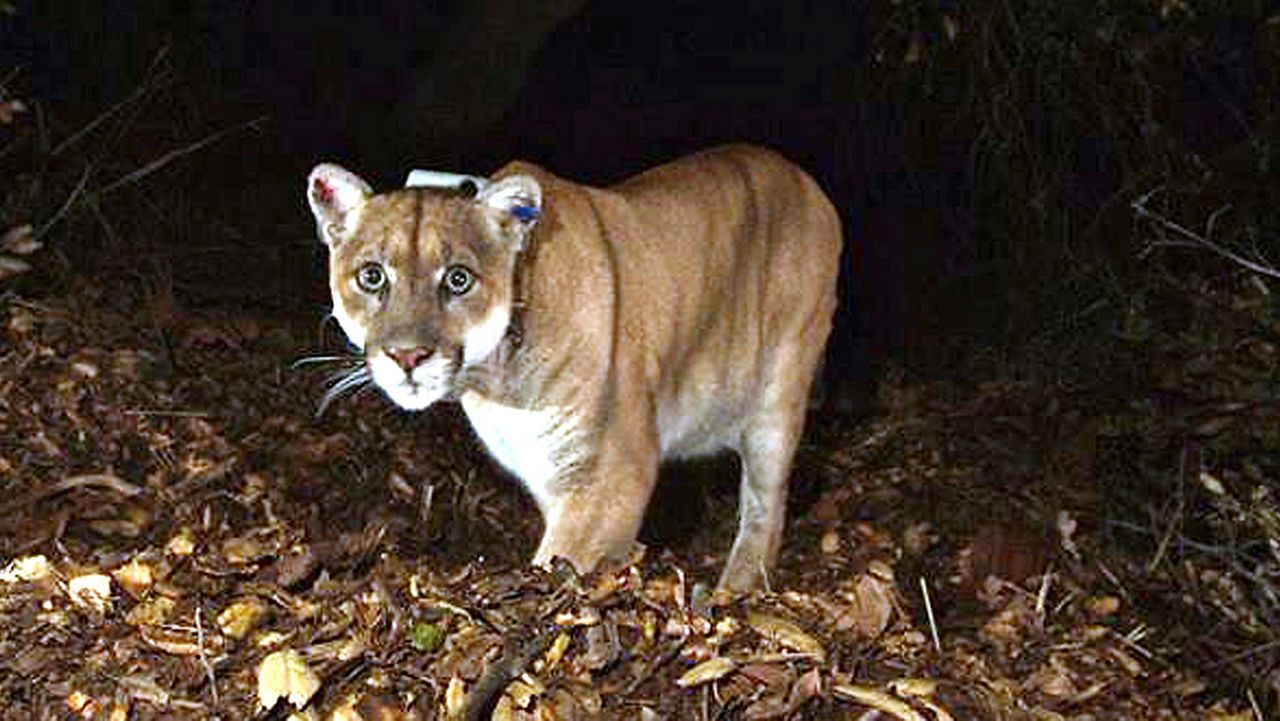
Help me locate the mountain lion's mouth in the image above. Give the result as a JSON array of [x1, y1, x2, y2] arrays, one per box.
[[368, 350, 454, 411]]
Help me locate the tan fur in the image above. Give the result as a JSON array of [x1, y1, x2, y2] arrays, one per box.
[[308, 145, 841, 591]]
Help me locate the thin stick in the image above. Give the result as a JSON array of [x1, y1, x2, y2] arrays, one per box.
[[34, 165, 93, 241], [1133, 191, 1280, 280], [420, 482, 435, 526], [461, 623, 558, 721], [194, 605, 219, 707], [99, 116, 266, 195], [1034, 566, 1053, 630], [919, 576, 941, 653], [1246, 688, 1262, 721], [50, 48, 173, 157], [0, 473, 144, 517], [122, 409, 211, 418]]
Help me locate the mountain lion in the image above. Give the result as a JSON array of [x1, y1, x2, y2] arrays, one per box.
[[307, 145, 840, 591]]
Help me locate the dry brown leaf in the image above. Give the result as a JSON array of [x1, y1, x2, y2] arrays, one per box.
[[0, 224, 38, 254], [541, 632, 571, 669], [746, 612, 826, 661], [112, 558, 155, 600], [444, 674, 467, 718], [218, 597, 269, 639], [491, 695, 516, 721], [222, 534, 272, 564], [138, 622, 224, 656], [66, 689, 99, 717], [1086, 595, 1121, 619], [832, 683, 927, 721], [166, 529, 197, 557], [258, 649, 321, 710], [967, 524, 1047, 587], [1026, 657, 1078, 699], [581, 623, 620, 671], [738, 663, 790, 688], [676, 656, 737, 688], [0, 99, 26, 124], [980, 597, 1037, 649], [808, 488, 849, 522], [820, 529, 841, 554], [1108, 646, 1144, 676], [0, 554, 53, 583], [902, 522, 935, 556], [833, 568, 896, 639], [741, 691, 792, 720], [67, 574, 113, 614], [0, 255, 31, 280], [124, 596, 176, 627], [505, 677, 544, 709]]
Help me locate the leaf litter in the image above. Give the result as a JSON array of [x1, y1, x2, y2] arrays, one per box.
[[0, 280, 1262, 719]]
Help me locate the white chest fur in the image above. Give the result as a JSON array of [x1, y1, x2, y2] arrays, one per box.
[[458, 392, 581, 513]]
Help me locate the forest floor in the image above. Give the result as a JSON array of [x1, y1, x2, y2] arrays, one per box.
[[0, 276, 1262, 720]]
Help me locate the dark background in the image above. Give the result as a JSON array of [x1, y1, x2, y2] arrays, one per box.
[[1, 1, 1265, 397]]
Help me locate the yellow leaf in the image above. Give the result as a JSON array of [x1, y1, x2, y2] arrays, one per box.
[[676, 656, 737, 687], [218, 598, 269, 640], [112, 559, 154, 600], [444, 674, 467, 719], [0, 554, 53, 583], [67, 574, 113, 614], [258, 649, 321, 710], [746, 611, 826, 661]]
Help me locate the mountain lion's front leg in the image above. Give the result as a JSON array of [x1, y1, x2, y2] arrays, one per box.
[[532, 419, 659, 574]]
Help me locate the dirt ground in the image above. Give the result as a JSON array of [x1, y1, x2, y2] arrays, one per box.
[[0, 277, 1262, 719]]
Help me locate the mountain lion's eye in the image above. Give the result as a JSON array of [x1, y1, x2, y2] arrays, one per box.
[[356, 263, 387, 293], [443, 265, 475, 296]]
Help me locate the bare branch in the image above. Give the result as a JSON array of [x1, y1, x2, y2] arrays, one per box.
[[99, 116, 266, 195], [1133, 191, 1280, 280]]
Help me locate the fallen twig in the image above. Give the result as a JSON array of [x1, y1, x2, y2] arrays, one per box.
[[0, 473, 143, 518], [460, 621, 559, 721], [919, 577, 941, 653], [194, 604, 220, 707], [1133, 188, 1280, 280]]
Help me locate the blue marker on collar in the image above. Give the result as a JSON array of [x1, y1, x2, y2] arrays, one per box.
[[512, 204, 540, 223]]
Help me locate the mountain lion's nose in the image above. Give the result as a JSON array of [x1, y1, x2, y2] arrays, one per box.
[[385, 347, 433, 372]]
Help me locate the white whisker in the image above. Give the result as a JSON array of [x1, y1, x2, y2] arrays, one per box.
[[292, 354, 362, 370], [316, 365, 372, 418]]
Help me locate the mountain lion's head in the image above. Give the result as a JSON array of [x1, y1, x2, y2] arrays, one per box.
[[307, 164, 542, 410]]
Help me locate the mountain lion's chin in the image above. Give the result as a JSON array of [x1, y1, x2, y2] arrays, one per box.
[[368, 352, 452, 411], [382, 383, 446, 411]]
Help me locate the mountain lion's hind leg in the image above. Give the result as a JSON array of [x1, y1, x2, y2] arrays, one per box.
[[718, 344, 818, 592]]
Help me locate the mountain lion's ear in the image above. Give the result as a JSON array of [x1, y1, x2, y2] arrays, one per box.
[[308, 164, 372, 244], [477, 174, 541, 243]]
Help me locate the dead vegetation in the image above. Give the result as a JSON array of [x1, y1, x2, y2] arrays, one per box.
[[0, 284, 1265, 718], [1, 1, 1279, 718]]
